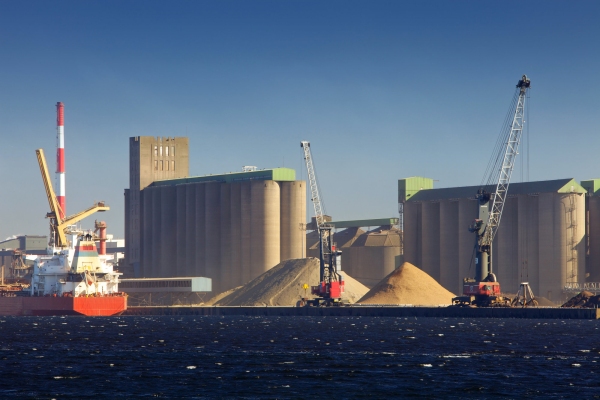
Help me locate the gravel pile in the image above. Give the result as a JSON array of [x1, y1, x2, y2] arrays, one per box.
[[561, 291, 600, 308], [357, 262, 455, 306], [210, 257, 369, 306]]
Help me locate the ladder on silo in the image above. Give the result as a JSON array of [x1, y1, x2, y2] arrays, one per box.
[[566, 193, 578, 283]]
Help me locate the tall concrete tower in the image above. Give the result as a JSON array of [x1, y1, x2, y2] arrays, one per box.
[[124, 136, 189, 277], [56, 102, 65, 219]]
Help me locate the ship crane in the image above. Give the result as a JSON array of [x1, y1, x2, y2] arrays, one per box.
[[454, 74, 534, 307], [300, 141, 344, 306], [35, 149, 109, 249]]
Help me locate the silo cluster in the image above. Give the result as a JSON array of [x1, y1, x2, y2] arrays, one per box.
[[401, 177, 587, 302], [139, 179, 306, 293]]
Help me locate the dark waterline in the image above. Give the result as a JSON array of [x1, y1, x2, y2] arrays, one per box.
[[0, 316, 598, 398]]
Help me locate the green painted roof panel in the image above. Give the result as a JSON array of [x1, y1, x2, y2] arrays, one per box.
[[150, 168, 296, 187], [406, 178, 586, 202]]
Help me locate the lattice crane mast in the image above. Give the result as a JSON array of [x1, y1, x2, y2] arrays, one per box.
[[454, 74, 531, 307], [300, 141, 344, 306]]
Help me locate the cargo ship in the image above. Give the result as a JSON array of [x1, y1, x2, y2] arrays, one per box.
[[0, 231, 127, 316]]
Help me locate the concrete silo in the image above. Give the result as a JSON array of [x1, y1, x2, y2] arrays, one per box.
[[439, 200, 459, 292], [204, 182, 221, 291], [229, 182, 242, 288], [194, 184, 206, 278], [346, 227, 401, 288], [402, 177, 587, 300], [280, 181, 306, 261], [582, 179, 600, 282], [250, 180, 281, 278], [240, 181, 252, 284], [457, 198, 476, 293], [176, 184, 187, 276], [421, 201, 441, 282], [494, 196, 519, 293], [185, 183, 197, 277], [160, 186, 176, 277], [220, 184, 232, 291]]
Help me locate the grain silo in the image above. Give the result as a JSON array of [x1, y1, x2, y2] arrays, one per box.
[[135, 166, 305, 294], [280, 181, 306, 261], [400, 177, 587, 302], [229, 182, 242, 287], [344, 227, 402, 288]]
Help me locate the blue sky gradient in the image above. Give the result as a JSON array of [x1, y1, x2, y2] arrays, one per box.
[[1, 1, 599, 240]]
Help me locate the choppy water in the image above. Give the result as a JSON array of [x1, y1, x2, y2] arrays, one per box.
[[0, 316, 598, 398]]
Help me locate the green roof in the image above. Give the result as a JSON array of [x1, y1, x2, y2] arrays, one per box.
[[581, 179, 600, 195], [328, 218, 399, 228], [150, 168, 296, 187], [406, 178, 586, 202]]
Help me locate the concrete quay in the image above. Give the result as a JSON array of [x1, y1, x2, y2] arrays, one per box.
[[123, 306, 600, 319]]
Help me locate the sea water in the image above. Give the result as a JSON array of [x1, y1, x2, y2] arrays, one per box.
[[0, 316, 598, 398]]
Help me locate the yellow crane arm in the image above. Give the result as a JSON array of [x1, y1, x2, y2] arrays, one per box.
[[36, 148, 110, 248], [35, 149, 63, 225], [58, 203, 110, 234]]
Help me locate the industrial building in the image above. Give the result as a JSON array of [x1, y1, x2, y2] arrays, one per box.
[[399, 176, 599, 302], [0, 235, 47, 281], [125, 136, 306, 293]]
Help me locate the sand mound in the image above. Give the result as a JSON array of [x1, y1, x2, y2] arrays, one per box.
[[357, 262, 455, 305], [203, 286, 241, 306], [561, 291, 600, 308], [212, 258, 369, 306]]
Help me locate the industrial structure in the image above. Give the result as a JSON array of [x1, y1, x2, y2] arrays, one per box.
[[306, 219, 402, 288], [124, 136, 306, 293], [55, 102, 66, 219], [400, 176, 588, 303], [119, 277, 211, 306]]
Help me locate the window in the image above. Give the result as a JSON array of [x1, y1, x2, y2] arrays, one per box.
[[172, 160, 175, 171], [154, 146, 158, 157], [159, 146, 163, 156], [154, 160, 158, 170], [160, 160, 163, 170], [165, 146, 169, 156], [166, 160, 170, 171], [171, 146, 175, 156]]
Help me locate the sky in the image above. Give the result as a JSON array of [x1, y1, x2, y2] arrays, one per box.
[[0, 0, 599, 242]]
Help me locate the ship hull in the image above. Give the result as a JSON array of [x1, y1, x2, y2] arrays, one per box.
[[0, 296, 127, 316]]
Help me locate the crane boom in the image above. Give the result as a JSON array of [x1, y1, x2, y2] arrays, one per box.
[[300, 141, 326, 230], [36, 149, 109, 248], [482, 75, 531, 247], [472, 74, 530, 282], [300, 140, 344, 306]]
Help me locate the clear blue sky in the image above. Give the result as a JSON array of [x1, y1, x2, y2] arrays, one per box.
[[1, 0, 598, 241]]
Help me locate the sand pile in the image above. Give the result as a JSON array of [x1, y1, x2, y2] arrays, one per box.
[[357, 262, 455, 305], [561, 291, 600, 308], [211, 258, 369, 306]]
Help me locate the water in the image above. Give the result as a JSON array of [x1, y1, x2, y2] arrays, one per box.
[[0, 316, 598, 398]]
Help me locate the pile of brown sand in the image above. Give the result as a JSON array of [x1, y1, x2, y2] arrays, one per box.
[[357, 262, 455, 306], [203, 286, 242, 306], [212, 257, 369, 306], [561, 291, 600, 308]]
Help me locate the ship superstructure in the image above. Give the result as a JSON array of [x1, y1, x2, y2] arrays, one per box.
[[31, 231, 122, 298]]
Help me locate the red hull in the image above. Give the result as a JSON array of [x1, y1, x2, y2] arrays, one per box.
[[0, 296, 127, 316]]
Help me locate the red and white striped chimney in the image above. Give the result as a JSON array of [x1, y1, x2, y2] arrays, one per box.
[[56, 102, 66, 219]]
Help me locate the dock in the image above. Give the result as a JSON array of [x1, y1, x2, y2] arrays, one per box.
[[123, 306, 600, 319]]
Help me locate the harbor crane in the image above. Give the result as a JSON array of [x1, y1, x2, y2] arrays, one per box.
[[453, 74, 535, 307], [300, 141, 344, 306], [35, 149, 109, 249]]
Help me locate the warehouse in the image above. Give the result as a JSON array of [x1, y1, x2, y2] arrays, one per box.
[[400, 176, 589, 303]]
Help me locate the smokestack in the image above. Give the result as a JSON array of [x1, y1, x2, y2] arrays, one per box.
[[56, 102, 65, 219]]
